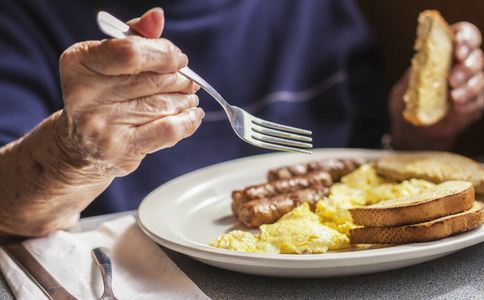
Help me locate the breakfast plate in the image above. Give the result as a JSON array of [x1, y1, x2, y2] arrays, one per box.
[[137, 149, 484, 277]]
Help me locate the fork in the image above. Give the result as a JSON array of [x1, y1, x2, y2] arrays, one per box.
[[97, 11, 313, 154]]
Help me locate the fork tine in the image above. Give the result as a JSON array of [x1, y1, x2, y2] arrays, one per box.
[[252, 133, 312, 149], [252, 118, 312, 135], [252, 123, 313, 142], [251, 139, 313, 154]]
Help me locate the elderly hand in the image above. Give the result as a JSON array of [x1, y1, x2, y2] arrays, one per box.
[[0, 8, 204, 236], [59, 8, 203, 177], [390, 22, 484, 150]]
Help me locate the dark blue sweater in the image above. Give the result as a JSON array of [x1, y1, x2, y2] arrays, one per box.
[[0, 0, 386, 216]]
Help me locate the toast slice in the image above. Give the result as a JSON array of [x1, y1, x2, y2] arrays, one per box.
[[375, 151, 484, 194], [403, 10, 453, 126], [350, 181, 474, 227], [350, 201, 484, 244]]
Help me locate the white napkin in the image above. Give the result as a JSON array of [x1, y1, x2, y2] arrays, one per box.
[[0, 216, 210, 300]]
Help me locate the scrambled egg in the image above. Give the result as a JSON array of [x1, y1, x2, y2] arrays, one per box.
[[316, 164, 436, 234], [211, 164, 435, 254], [210, 203, 349, 254]]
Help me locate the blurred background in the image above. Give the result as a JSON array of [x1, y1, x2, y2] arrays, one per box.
[[357, 0, 484, 156]]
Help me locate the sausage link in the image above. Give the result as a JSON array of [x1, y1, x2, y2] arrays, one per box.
[[231, 171, 332, 216], [267, 158, 366, 182], [237, 186, 330, 228]]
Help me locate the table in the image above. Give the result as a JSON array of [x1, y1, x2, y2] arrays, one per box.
[[1, 212, 484, 300]]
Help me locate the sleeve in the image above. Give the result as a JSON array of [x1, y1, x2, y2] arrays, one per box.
[[0, 1, 62, 146]]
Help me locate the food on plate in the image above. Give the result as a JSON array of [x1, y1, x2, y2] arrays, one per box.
[[211, 152, 484, 254], [403, 10, 453, 126], [231, 171, 332, 217], [236, 186, 330, 228], [213, 163, 435, 254], [315, 164, 435, 234], [350, 181, 475, 227], [210, 203, 349, 254], [231, 158, 364, 227], [267, 158, 365, 182], [350, 201, 484, 244], [376, 151, 484, 193]]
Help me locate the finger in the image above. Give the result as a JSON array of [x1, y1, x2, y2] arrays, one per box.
[[133, 107, 204, 154], [452, 22, 482, 60], [127, 7, 165, 38], [113, 93, 199, 126], [450, 71, 484, 104], [449, 65, 471, 89], [82, 37, 187, 75], [455, 43, 471, 62], [105, 72, 200, 101], [449, 49, 484, 88], [453, 93, 484, 120]]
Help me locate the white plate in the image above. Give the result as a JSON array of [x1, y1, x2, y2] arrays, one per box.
[[137, 149, 484, 277]]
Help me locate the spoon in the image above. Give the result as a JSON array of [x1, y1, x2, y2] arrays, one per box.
[[92, 247, 118, 300]]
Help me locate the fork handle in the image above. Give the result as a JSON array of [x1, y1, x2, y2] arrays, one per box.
[[178, 67, 232, 112], [129, 29, 234, 113]]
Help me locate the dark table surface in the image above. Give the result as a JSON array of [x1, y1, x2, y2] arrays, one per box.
[[1, 212, 484, 300]]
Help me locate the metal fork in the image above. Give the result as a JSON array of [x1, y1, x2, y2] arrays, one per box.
[[97, 11, 313, 154]]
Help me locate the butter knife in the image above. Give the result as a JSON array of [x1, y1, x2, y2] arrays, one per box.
[[3, 243, 77, 300]]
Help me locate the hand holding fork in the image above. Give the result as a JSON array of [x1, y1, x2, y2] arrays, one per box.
[[97, 11, 313, 154]]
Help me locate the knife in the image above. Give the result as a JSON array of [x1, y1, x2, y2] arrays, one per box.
[[2, 243, 77, 300]]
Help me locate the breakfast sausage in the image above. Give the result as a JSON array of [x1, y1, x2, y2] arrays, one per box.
[[237, 186, 330, 228], [267, 158, 366, 182], [231, 171, 332, 216]]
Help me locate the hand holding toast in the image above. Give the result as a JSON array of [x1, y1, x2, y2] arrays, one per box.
[[449, 22, 484, 119], [391, 19, 484, 150]]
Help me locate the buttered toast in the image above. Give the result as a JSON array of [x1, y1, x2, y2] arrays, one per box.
[[350, 201, 484, 244], [403, 10, 453, 126], [376, 152, 484, 194], [350, 181, 474, 227]]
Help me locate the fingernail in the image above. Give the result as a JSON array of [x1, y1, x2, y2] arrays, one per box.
[[195, 107, 205, 119], [458, 45, 470, 60], [452, 70, 466, 86], [192, 82, 201, 92], [451, 88, 467, 103], [148, 7, 164, 19], [464, 50, 480, 69], [190, 94, 200, 106], [178, 53, 188, 68]]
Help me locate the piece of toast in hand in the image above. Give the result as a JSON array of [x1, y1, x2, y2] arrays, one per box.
[[403, 10, 453, 126], [375, 151, 484, 194], [350, 181, 474, 227], [350, 201, 484, 244]]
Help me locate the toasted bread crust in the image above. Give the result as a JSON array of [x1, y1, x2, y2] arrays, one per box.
[[403, 10, 453, 126], [350, 181, 474, 226], [376, 152, 484, 194], [350, 201, 484, 244]]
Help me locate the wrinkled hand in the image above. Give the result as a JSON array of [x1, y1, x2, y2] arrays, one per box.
[[391, 22, 484, 150], [59, 8, 203, 177]]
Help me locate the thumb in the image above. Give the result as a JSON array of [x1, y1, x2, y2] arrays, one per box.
[[128, 7, 165, 38]]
